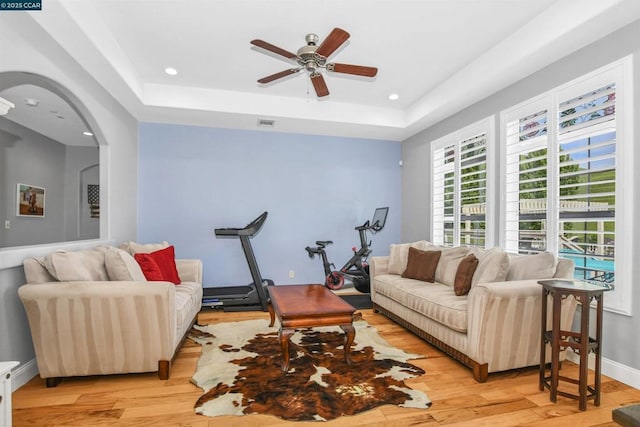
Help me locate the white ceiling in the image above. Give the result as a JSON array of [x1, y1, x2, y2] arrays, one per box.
[[0, 85, 96, 147], [15, 0, 640, 141]]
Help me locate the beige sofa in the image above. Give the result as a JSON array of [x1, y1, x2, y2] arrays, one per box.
[[18, 243, 203, 386], [370, 241, 578, 382]]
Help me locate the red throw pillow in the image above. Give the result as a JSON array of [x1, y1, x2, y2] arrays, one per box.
[[134, 245, 181, 284], [134, 253, 165, 281]]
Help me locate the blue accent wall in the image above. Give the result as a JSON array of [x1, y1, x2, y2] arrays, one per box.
[[138, 123, 401, 287]]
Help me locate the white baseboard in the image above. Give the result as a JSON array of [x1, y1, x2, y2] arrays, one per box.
[[566, 350, 640, 389], [12, 358, 38, 392]]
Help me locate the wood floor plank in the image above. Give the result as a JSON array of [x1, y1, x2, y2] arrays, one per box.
[[11, 308, 640, 426]]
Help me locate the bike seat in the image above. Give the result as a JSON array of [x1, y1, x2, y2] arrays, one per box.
[[315, 240, 333, 247]]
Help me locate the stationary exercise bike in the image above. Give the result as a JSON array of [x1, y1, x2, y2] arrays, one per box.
[[305, 207, 388, 293]]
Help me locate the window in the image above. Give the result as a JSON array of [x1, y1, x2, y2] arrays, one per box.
[[501, 57, 633, 314], [432, 117, 494, 248]]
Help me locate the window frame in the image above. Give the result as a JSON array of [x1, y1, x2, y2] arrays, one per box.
[[431, 116, 496, 248], [499, 56, 633, 315]]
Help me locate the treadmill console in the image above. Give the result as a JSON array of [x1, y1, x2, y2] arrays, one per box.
[[214, 211, 268, 237]]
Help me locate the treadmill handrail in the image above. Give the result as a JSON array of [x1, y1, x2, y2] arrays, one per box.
[[214, 211, 268, 237]]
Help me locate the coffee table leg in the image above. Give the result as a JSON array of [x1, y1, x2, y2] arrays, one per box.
[[268, 302, 275, 327], [279, 328, 294, 372], [340, 324, 355, 366]]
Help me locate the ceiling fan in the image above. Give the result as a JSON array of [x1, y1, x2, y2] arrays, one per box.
[[250, 28, 378, 98]]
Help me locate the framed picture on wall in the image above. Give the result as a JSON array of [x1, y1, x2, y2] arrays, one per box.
[[16, 183, 45, 217]]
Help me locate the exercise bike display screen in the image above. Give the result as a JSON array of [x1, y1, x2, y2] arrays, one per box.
[[371, 207, 389, 231]]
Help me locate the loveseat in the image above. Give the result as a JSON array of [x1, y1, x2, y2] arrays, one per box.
[[18, 242, 203, 386], [370, 241, 578, 382]]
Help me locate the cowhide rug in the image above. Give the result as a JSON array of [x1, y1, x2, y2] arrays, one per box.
[[189, 318, 431, 421]]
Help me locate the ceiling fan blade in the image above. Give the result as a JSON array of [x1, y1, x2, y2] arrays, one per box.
[[257, 68, 300, 84], [250, 39, 297, 60], [315, 28, 350, 58], [310, 73, 329, 97], [327, 63, 378, 77]]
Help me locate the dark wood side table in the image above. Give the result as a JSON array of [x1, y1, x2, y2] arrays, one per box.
[[538, 279, 610, 411]]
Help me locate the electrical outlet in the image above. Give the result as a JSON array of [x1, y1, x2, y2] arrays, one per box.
[[4, 220, 9, 230], [288, 270, 295, 279]]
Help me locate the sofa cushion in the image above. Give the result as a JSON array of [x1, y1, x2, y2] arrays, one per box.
[[469, 247, 511, 286], [23, 257, 57, 284], [388, 240, 431, 274], [454, 254, 479, 296], [507, 251, 557, 280], [434, 247, 470, 286], [174, 281, 202, 346], [43, 247, 109, 282], [105, 247, 147, 281], [374, 274, 468, 332], [402, 248, 441, 282], [120, 241, 169, 255]]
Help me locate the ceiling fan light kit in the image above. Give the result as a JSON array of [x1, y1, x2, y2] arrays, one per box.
[[251, 27, 378, 98]]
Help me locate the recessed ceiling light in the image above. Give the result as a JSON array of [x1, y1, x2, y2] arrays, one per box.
[[83, 131, 94, 136], [24, 98, 39, 107], [388, 93, 399, 101], [165, 67, 178, 76]]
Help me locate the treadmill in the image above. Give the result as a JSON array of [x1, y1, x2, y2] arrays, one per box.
[[203, 211, 273, 312]]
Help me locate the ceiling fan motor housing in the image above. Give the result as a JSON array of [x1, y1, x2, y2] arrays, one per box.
[[297, 34, 326, 71]]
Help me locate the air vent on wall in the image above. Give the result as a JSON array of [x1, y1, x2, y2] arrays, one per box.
[[257, 118, 275, 127]]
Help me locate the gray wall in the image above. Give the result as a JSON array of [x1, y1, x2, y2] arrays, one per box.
[[0, 118, 97, 247], [401, 20, 640, 372], [0, 12, 138, 384], [0, 118, 66, 247]]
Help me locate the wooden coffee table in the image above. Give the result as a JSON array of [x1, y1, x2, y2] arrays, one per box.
[[268, 284, 356, 372]]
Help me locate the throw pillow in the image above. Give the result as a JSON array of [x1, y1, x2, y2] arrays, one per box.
[[506, 251, 557, 281], [454, 253, 479, 296], [434, 247, 470, 286], [134, 245, 181, 284], [105, 247, 147, 281], [120, 241, 170, 255], [469, 247, 511, 285], [401, 248, 441, 282], [43, 246, 109, 282], [388, 240, 432, 275], [134, 253, 165, 281]]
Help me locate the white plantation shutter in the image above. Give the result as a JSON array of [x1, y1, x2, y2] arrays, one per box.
[[432, 145, 455, 245], [500, 56, 631, 313], [459, 134, 487, 247], [504, 102, 550, 254], [557, 83, 616, 287], [432, 118, 492, 248]]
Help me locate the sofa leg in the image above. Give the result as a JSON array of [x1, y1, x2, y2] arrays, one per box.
[[473, 363, 488, 383], [45, 377, 60, 387], [158, 360, 170, 380]]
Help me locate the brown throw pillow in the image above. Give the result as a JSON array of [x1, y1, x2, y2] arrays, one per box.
[[454, 253, 480, 296], [401, 247, 441, 282]]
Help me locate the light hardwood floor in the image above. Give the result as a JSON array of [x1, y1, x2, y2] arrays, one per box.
[[12, 309, 640, 426]]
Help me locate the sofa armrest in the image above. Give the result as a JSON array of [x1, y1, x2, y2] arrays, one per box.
[[466, 279, 577, 372], [369, 256, 389, 301], [18, 281, 177, 379], [175, 259, 203, 284]]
